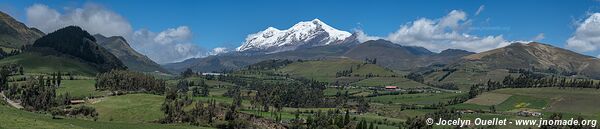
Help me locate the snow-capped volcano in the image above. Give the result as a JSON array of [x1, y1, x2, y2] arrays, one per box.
[[236, 19, 352, 53]]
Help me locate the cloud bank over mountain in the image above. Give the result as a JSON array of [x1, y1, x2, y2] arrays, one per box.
[[357, 10, 509, 53], [567, 13, 600, 52], [25, 3, 206, 64]]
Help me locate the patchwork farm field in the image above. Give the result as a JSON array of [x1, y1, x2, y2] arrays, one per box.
[[351, 77, 428, 88], [465, 92, 512, 106], [463, 88, 600, 119], [370, 93, 464, 105], [492, 88, 600, 115]]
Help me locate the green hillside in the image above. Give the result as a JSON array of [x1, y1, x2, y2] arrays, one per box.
[[0, 102, 210, 129], [423, 69, 517, 91], [352, 77, 428, 88], [277, 59, 397, 82], [0, 51, 98, 75]]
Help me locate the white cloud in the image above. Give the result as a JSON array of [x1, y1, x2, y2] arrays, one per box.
[[154, 26, 192, 44], [354, 29, 381, 42], [26, 3, 131, 37], [209, 47, 228, 55], [386, 10, 509, 52], [532, 33, 545, 41], [566, 13, 600, 52], [475, 5, 485, 16], [25, 3, 206, 64], [131, 28, 205, 64], [439, 10, 468, 30]]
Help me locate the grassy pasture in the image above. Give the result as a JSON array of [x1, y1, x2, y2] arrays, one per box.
[[370, 93, 463, 105], [0, 102, 210, 129], [88, 94, 165, 123], [57, 80, 108, 98], [278, 59, 398, 83], [465, 92, 512, 106], [351, 77, 428, 88], [0, 51, 98, 76], [493, 88, 600, 115]]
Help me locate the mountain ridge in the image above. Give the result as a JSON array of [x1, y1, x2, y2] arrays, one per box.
[[94, 34, 169, 73], [164, 39, 473, 73], [0, 11, 45, 48], [30, 26, 127, 72], [453, 42, 600, 79]]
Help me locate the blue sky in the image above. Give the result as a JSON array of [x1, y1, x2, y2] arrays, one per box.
[[1, 0, 600, 63]]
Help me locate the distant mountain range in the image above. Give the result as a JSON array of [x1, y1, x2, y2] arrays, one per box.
[[164, 39, 473, 73]]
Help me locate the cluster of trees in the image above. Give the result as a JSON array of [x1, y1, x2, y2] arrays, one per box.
[[181, 68, 197, 78], [436, 68, 457, 82], [4, 76, 62, 111], [160, 86, 250, 128], [246, 59, 294, 70], [405, 108, 461, 129], [356, 97, 371, 114], [251, 79, 328, 111], [0, 67, 11, 91], [335, 67, 353, 77], [95, 70, 166, 94], [160, 87, 221, 125], [482, 73, 600, 91], [0, 49, 21, 59], [405, 73, 424, 83], [0, 63, 23, 75], [335, 65, 383, 78], [356, 119, 380, 129], [509, 67, 578, 77], [191, 80, 209, 97], [50, 105, 99, 120], [289, 109, 353, 129], [364, 58, 377, 64]]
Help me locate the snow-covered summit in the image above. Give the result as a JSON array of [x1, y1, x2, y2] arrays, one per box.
[[236, 19, 352, 53]]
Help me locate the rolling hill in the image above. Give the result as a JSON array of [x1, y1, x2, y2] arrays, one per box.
[[0, 26, 127, 75], [94, 34, 168, 73], [343, 39, 474, 71], [30, 26, 126, 72], [0, 11, 44, 48], [459, 42, 600, 78], [423, 42, 600, 90], [0, 50, 99, 75]]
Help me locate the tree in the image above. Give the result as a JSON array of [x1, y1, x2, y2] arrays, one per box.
[[50, 107, 63, 119], [344, 109, 351, 125], [18, 66, 23, 75], [95, 70, 166, 94], [490, 105, 496, 113], [357, 98, 370, 114], [181, 68, 195, 78], [200, 81, 209, 97]]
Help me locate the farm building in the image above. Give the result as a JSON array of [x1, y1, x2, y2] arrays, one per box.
[[70, 100, 86, 105], [385, 86, 398, 91], [517, 110, 542, 117]]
